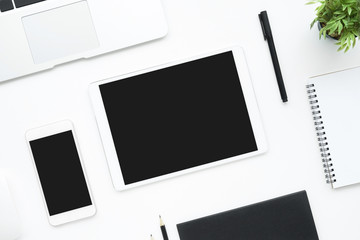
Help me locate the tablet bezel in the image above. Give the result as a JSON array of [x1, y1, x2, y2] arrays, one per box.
[[89, 46, 267, 191]]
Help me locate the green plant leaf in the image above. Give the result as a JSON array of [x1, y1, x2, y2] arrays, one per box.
[[338, 22, 344, 34], [337, 44, 346, 51], [348, 7, 352, 15]]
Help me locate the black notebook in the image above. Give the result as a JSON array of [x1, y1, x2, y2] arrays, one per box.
[[177, 191, 319, 240]]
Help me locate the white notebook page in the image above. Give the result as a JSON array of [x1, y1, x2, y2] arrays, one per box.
[[309, 67, 360, 188]]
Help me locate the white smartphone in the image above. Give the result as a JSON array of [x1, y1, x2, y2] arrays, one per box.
[[26, 120, 96, 226]]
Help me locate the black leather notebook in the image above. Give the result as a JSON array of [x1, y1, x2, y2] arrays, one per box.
[[177, 191, 319, 240]]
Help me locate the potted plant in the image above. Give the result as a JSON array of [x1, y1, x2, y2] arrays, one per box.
[[308, 0, 360, 52]]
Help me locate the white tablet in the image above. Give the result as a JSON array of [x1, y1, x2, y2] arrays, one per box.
[[90, 46, 267, 191]]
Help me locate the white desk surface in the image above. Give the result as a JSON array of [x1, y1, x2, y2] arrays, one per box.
[[1, 0, 360, 239]]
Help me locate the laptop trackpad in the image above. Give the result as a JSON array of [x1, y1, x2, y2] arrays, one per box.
[[22, 1, 99, 64]]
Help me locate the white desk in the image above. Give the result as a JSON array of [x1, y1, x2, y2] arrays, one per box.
[[2, 0, 360, 239]]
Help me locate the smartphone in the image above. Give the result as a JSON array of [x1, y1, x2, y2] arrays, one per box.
[[26, 120, 96, 226]]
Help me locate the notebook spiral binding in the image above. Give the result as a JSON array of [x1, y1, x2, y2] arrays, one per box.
[[306, 84, 336, 184]]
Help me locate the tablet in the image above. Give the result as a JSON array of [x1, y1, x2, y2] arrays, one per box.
[[90, 46, 267, 191]]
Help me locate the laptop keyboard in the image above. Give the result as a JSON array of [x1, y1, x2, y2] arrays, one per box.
[[0, 0, 45, 12], [0, 0, 14, 12]]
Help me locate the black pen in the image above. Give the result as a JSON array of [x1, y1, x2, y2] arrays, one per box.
[[259, 10, 288, 103], [159, 215, 169, 240]]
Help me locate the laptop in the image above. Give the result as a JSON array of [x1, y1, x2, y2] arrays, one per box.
[[0, 177, 21, 240], [0, 0, 168, 82]]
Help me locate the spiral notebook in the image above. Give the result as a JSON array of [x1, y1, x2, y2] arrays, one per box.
[[307, 66, 360, 188]]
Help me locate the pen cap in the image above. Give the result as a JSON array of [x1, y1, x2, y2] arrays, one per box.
[[258, 11, 273, 40]]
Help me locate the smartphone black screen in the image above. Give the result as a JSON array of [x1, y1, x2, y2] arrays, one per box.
[[29, 131, 92, 216], [99, 51, 258, 185]]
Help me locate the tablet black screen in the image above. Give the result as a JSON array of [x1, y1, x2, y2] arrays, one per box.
[[99, 51, 257, 185]]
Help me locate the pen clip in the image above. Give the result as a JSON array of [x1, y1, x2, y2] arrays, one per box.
[[258, 13, 267, 41]]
